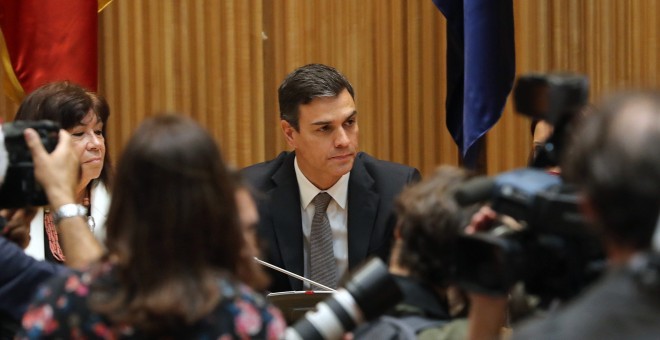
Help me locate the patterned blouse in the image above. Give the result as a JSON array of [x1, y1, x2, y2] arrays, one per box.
[[17, 264, 286, 339]]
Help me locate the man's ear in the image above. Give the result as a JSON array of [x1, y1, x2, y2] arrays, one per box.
[[281, 120, 297, 148]]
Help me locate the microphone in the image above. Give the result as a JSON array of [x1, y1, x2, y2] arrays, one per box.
[[454, 176, 496, 206], [253, 257, 336, 292]]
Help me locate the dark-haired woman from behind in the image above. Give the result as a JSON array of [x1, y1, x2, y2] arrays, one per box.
[[16, 81, 112, 265], [18, 115, 286, 339]]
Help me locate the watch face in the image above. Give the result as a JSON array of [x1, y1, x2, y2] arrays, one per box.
[[54, 204, 88, 224]]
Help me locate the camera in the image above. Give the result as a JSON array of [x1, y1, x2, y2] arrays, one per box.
[[453, 168, 605, 301], [285, 258, 402, 340], [450, 74, 604, 303], [513, 73, 589, 124], [514, 73, 589, 168], [0, 120, 60, 208]]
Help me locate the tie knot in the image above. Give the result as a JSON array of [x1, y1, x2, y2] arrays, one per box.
[[313, 192, 332, 213]]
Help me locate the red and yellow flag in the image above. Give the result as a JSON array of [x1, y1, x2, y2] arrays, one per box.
[[0, 0, 111, 103]]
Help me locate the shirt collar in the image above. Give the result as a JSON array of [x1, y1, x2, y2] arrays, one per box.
[[294, 156, 350, 210]]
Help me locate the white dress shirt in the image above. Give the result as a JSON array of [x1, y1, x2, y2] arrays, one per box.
[[24, 181, 111, 260], [294, 157, 349, 288]]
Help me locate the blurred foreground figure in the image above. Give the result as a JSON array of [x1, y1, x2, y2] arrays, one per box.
[[515, 92, 660, 339], [19, 115, 285, 339], [354, 166, 474, 339], [469, 92, 660, 340], [1, 128, 103, 338]]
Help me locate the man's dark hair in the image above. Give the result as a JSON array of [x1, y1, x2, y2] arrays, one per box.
[[563, 91, 660, 249], [278, 63, 354, 130], [395, 166, 474, 287]]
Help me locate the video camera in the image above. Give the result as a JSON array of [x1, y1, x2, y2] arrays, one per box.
[[451, 74, 605, 303], [0, 120, 59, 208], [453, 168, 604, 301]]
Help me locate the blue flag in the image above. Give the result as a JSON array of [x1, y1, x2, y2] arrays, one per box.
[[433, 0, 515, 168]]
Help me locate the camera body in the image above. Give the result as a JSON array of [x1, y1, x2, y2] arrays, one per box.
[[454, 168, 605, 301], [513, 73, 589, 124], [448, 74, 603, 302], [514, 73, 589, 168], [0, 120, 59, 208]]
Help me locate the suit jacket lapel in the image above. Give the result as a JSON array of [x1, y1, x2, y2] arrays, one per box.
[[270, 153, 305, 290], [347, 156, 379, 269]]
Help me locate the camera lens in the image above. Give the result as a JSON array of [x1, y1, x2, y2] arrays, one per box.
[[285, 258, 402, 340]]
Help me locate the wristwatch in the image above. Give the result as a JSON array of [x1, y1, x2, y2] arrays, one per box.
[[53, 204, 88, 225]]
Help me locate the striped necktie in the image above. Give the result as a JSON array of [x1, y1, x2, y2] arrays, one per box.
[[309, 192, 338, 288]]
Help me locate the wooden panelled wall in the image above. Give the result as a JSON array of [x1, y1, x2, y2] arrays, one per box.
[[0, 1, 658, 176]]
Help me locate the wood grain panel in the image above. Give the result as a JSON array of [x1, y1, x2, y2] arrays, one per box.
[[488, 0, 660, 174], [99, 0, 265, 167], [261, 0, 454, 177], [0, 1, 658, 178]]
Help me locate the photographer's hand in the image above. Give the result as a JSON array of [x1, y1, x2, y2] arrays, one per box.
[[466, 206, 498, 234], [25, 128, 103, 268], [26, 129, 79, 208], [464, 205, 509, 340]]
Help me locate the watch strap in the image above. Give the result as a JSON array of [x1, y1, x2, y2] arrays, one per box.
[[53, 203, 88, 225]]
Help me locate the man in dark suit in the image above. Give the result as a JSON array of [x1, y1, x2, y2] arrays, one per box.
[[242, 64, 420, 292]]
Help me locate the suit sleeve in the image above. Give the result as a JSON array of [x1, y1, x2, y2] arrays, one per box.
[[0, 237, 70, 321]]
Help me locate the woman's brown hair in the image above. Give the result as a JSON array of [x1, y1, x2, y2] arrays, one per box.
[[90, 114, 246, 331], [15, 81, 113, 187]]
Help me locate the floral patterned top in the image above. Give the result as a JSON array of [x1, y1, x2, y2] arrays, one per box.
[[17, 264, 286, 339]]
